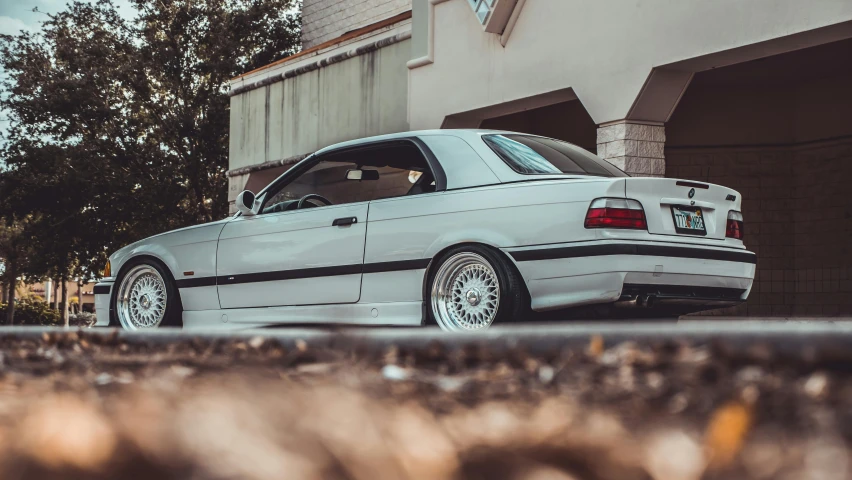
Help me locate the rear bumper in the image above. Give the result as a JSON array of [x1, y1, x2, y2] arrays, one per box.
[[93, 282, 113, 327], [505, 240, 755, 312], [616, 284, 746, 310]]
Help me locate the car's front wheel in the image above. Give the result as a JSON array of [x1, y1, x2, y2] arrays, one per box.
[[428, 246, 526, 332], [111, 259, 182, 330]]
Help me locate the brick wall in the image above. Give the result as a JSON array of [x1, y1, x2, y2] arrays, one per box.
[[666, 138, 852, 316], [302, 0, 411, 48]]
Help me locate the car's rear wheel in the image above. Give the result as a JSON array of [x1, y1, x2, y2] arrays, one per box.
[[112, 259, 182, 330], [428, 245, 525, 332]]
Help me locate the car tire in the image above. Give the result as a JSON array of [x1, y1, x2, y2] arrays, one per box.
[[427, 245, 527, 331], [110, 258, 182, 329]]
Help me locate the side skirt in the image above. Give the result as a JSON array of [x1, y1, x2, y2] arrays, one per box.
[[182, 301, 424, 330]]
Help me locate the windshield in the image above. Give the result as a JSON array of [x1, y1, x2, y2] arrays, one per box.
[[482, 134, 628, 177]]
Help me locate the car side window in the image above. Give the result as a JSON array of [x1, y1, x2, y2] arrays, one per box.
[[259, 142, 437, 215]]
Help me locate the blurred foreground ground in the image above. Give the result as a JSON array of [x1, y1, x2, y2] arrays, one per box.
[[0, 323, 849, 480]]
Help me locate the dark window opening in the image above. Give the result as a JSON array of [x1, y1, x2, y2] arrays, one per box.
[[260, 142, 437, 214]]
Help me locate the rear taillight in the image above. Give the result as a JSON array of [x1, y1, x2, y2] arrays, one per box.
[[726, 210, 744, 240], [584, 198, 647, 230]]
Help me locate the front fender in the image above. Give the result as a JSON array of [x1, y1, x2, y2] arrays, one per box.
[[110, 243, 179, 279], [108, 220, 228, 284]]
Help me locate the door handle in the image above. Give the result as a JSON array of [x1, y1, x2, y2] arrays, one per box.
[[332, 217, 358, 227]]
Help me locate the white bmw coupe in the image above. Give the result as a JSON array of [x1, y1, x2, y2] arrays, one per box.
[[94, 130, 755, 331]]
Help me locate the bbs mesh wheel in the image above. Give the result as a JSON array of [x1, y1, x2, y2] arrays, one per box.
[[111, 258, 182, 329], [428, 245, 526, 332]]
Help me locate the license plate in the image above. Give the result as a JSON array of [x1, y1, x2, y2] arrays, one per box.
[[671, 206, 707, 235]]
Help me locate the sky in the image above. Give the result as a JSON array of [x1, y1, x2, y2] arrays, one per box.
[[0, 0, 52, 36]]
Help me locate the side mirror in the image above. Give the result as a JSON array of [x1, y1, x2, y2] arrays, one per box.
[[236, 190, 257, 216]]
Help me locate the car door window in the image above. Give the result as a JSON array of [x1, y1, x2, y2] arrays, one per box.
[[260, 142, 437, 215]]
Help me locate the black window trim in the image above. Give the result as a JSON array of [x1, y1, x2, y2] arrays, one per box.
[[253, 137, 446, 216]]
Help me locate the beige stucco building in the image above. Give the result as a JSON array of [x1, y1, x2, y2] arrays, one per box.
[[228, 0, 852, 316]]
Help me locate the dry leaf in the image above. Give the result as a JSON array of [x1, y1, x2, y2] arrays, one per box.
[[588, 335, 604, 358], [704, 401, 752, 469]]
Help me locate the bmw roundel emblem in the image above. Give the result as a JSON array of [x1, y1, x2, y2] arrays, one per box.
[[688, 188, 695, 199]]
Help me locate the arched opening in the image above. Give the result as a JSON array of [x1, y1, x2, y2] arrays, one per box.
[[665, 38, 852, 316]]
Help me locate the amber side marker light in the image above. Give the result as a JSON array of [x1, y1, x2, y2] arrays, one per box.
[[103, 261, 111, 277]]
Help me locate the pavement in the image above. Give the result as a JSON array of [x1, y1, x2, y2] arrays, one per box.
[[0, 318, 850, 479], [1, 318, 852, 353]]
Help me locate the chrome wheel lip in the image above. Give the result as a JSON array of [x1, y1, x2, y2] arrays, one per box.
[[431, 252, 500, 332], [116, 265, 167, 330]]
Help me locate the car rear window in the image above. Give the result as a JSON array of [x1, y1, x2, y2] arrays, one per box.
[[482, 134, 628, 177]]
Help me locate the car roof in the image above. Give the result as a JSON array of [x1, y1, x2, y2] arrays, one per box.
[[314, 129, 514, 155], [252, 129, 612, 203]]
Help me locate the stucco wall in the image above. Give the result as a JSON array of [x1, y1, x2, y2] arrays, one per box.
[[228, 38, 411, 172], [302, 0, 411, 48], [408, 0, 852, 129]]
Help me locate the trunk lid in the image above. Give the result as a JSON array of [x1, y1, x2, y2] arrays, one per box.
[[625, 178, 743, 240]]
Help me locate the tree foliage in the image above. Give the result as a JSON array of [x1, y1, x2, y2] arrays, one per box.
[[0, 296, 62, 326], [0, 0, 300, 281], [0, 217, 39, 324]]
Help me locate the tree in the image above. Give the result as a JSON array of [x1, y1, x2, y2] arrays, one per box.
[[0, 218, 37, 325], [0, 142, 94, 325], [0, 0, 300, 284]]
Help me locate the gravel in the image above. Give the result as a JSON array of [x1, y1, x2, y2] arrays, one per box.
[[0, 329, 849, 479]]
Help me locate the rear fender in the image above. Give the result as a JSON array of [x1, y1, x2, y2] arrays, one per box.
[[422, 229, 515, 261]]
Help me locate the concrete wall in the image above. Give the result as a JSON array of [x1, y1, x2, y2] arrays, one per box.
[[227, 29, 412, 212], [228, 38, 411, 172], [408, 0, 852, 129], [303, 0, 411, 48]]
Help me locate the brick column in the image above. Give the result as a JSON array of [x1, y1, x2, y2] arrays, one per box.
[[596, 121, 666, 177]]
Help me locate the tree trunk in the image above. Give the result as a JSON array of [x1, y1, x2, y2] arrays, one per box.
[[77, 280, 83, 314], [61, 279, 69, 327], [52, 278, 59, 310], [6, 273, 16, 326]]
